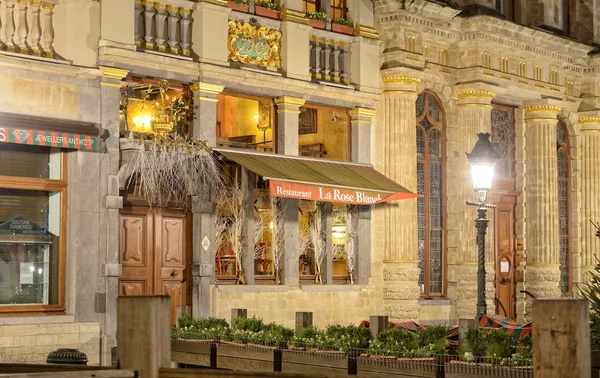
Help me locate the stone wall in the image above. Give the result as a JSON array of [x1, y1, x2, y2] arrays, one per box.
[[0, 321, 100, 364], [211, 285, 377, 328]]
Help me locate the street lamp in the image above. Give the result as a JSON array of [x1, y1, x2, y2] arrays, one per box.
[[466, 133, 499, 319]]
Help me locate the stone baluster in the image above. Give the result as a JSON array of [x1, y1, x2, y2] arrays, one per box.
[[179, 8, 191, 57], [154, 3, 168, 52], [340, 42, 349, 85], [381, 75, 422, 321], [15, 0, 29, 53], [310, 36, 321, 79], [578, 115, 600, 281], [5, 0, 17, 52], [454, 89, 496, 319], [29, 0, 42, 56], [134, 0, 144, 47], [523, 100, 562, 299], [166, 5, 179, 55], [320, 38, 331, 81], [330, 41, 340, 83], [142, 0, 155, 50], [41, 1, 54, 58]]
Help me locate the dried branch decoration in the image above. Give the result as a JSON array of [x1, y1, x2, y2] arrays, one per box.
[[344, 205, 358, 284], [271, 197, 286, 284], [126, 134, 221, 208], [309, 202, 327, 284]]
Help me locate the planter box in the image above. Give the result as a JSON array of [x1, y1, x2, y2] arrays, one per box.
[[228, 0, 249, 12], [281, 349, 347, 376], [217, 342, 274, 371], [308, 19, 326, 29], [255, 5, 280, 19], [357, 355, 438, 378], [445, 360, 532, 378], [331, 23, 354, 35]]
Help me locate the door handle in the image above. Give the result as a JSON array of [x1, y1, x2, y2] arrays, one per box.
[[501, 278, 511, 284], [170, 269, 178, 278]]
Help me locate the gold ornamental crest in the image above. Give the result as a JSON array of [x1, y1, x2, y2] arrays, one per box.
[[228, 20, 282, 69]]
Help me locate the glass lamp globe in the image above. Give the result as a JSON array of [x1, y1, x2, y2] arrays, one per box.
[[466, 133, 499, 203]]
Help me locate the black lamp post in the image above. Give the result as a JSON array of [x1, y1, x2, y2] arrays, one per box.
[[466, 133, 500, 319]]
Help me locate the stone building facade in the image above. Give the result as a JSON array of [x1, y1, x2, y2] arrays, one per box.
[[0, 0, 598, 366]]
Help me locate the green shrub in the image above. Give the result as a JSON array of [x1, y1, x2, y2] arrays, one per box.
[[177, 313, 194, 329], [484, 329, 517, 360], [323, 324, 371, 351], [330, 18, 353, 27], [290, 326, 324, 348], [368, 328, 418, 357], [251, 323, 294, 347], [232, 316, 265, 333], [230, 0, 250, 4], [255, 1, 280, 10], [512, 336, 532, 366], [305, 11, 327, 22], [461, 328, 486, 358]]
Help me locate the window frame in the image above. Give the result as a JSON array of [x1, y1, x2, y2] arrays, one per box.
[[557, 118, 572, 295], [0, 148, 67, 314], [330, 0, 348, 20], [416, 90, 447, 298], [302, 0, 321, 13]]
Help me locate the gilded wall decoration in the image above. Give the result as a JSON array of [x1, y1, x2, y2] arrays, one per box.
[[228, 20, 281, 69]]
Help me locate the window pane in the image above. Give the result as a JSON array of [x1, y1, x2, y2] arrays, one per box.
[[557, 122, 568, 145], [491, 107, 514, 179], [298, 107, 349, 161], [418, 228, 425, 293], [429, 229, 443, 294], [416, 93, 425, 118], [558, 149, 568, 179], [559, 236, 569, 293], [417, 161, 425, 227], [429, 162, 442, 229], [429, 129, 441, 162], [416, 127, 425, 160], [216, 95, 273, 153], [0, 144, 57, 179], [427, 94, 441, 122], [0, 188, 61, 305]]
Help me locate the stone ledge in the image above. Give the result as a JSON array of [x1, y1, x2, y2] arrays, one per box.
[[216, 284, 289, 293], [300, 284, 363, 292], [0, 315, 75, 326], [418, 299, 456, 306]]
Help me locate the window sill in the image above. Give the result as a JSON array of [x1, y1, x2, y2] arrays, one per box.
[[0, 314, 74, 325], [300, 284, 362, 292]]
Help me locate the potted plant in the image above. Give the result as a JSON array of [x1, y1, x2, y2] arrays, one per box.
[[255, 0, 280, 19], [306, 11, 327, 29], [331, 18, 354, 35], [228, 0, 250, 13]]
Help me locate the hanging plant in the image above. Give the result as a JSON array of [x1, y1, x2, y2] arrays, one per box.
[[126, 134, 221, 208]]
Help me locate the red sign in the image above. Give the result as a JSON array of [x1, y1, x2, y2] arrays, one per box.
[[270, 180, 394, 205]]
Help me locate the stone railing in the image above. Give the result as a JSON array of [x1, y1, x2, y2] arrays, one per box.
[[309, 32, 351, 85], [0, 0, 58, 58], [134, 0, 195, 58]]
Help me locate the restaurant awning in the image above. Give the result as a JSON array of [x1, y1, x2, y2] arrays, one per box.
[[215, 148, 419, 205], [0, 112, 99, 151]]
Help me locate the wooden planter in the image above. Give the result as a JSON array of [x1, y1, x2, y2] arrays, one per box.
[[357, 355, 438, 378], [445, 360, 532, 378], [228, 0, 249, 12], [255, 5, 280, 19], [331, 23, 354, 35], [307, 19, 326, 29]]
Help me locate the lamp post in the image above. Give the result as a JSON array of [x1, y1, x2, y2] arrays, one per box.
[[466, 133, 500, 319]]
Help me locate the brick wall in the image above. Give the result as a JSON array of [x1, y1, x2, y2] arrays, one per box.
[[0, 322, 100, 365]]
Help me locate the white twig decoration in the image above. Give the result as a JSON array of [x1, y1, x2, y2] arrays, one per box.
[[271, 197, 286, 284], [126, 135, 221, 208], [344, 205, 358, 284], [309, 202, 327, 284], [214, 174, 248, 284]]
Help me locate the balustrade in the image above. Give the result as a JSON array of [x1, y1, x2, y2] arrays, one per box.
[[0, 0, 57, 58], [309, 34, 350, 85], [135, 0, 194, 57]]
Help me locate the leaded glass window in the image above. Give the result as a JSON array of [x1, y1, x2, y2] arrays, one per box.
[[416, 91, 446, 296], [491, 107, 515, 179], [557, 120, 571, 294]]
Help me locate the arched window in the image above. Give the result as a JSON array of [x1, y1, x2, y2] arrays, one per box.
[[416, 91, 446, 296], [557, 119, 571, 294]]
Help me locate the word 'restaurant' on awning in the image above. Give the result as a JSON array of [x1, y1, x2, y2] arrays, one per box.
[[215, 148, 419, 206]]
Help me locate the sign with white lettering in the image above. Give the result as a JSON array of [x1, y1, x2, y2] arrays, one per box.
[[269, 180, 391, 205], [0, 126, 97, 151], [0, 215, 47, 236]]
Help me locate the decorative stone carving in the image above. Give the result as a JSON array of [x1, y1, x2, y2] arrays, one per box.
[[456, 90, 496, 99], [383, 266, 421, 282]]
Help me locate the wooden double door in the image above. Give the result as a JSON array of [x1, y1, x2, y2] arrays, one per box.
[[119, 206, 192, 325], [492, 190, 517, 319]]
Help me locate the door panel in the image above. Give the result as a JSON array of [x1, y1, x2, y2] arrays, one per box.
[[155, 210, 189, 325], [119, 206, 191, 325], [119, 208, 153, 295], [495, 200, 516, 319]]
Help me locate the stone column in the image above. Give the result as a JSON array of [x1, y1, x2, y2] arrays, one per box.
[[523, 101, 562, 299], [280, 197, 299, 286], [578, 115, 600, 281], [350, 107, 376, 285], [98, 66, 129, 366], [275, 96, 305, 156], [381, 75, 421, 321], [190, 81, 223, 317], [454, 89, 496, 319], [191, 81, 224, 148]]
